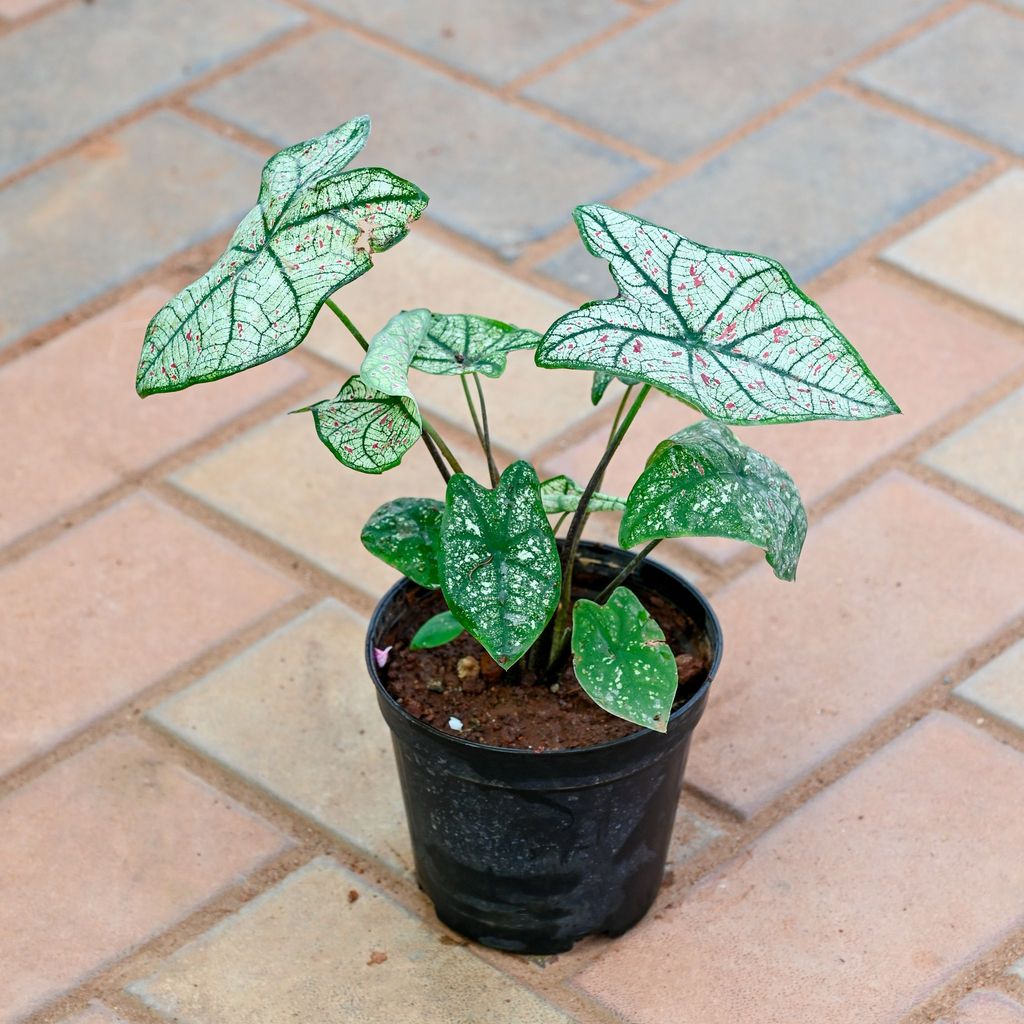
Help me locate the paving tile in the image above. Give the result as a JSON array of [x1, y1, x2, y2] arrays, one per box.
[[303, 232, 594, 454], [667, 809, 723, 868], [0, 111, 261, 349], [0, 287, 305, 547], [924, 387, 1024, 515], [129, 857, 572, 1024], [0, 0, 52, 19], [311, 0, 625, 85], [0, 494, 299, 777], [685, 473, 1024, 816], [885, 170, 1024, 325], [541, 91, 988, 294], [577, 712, 1024, 1024], [940, 991, 1024, 1024], [524, 0, 946, 161], [852, 7, 1024, 155], [192, 29, 647, 258], [956, 640, 1024, 734], [0, 734, 288, 1022], [0, 0, 302, 177], [173, 399, 484, 599], [544, 273, 1024, 564], [60, 1003, 130, 1024], [151, 600, 412, 873]]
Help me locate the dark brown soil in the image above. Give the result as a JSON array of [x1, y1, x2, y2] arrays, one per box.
[[379, 589, 712, 752]]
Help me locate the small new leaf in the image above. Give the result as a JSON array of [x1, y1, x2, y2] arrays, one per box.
[[440, 461, 561, 667], [536, 205, 899, 425], [361, 497, 444, 588], [619, 420, 807, 580], [359, 309, 432, 399], [137, 116, 428, 396], [303, 375, 421, 474], [410, 610, 465, 650], [540, 475, 626, 515], [412, 314, 540, 378], [572, 588, 678, 732]]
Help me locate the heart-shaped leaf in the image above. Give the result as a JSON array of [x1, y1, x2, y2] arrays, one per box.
[[540, 475, 626, 514], [301, 376, 421, 474], [410, 610, 465, 650], [411, 314, 541, 378], [361, 497, 444, 588], [137, 116, 428, 396], [440, 461, 561, 667], [572, 587, 678, 732], [536, 205, 899, 425], [619, 420, 807, 580], [359, 309, 432, 399]]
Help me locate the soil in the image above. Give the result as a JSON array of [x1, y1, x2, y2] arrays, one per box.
[[379, 588, 712, 752]]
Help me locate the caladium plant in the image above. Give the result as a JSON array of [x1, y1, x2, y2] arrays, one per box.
[[137, 116, 899, 734]]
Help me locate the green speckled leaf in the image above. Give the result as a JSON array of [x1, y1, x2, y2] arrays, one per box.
[[540, 475, 626, 514], [536, 205, 899, 425], [304, 376, 421, 474], [592, 371, 614, 405], [440, 461, 561, 667], [411, 314, 541, 378], [361, 497, 444, 588], [410, 610, 464, 650], [572, 587, 677, 732], [137, 116, 428, 396], [619, 420, 807, 580], [359, 309, 431, 399]]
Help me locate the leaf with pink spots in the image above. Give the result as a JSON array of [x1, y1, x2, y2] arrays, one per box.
[[536, 205, 899, 425], [299, 375, 422, 475], [619, 420, 807, 580], [137, 116, 428, 396]]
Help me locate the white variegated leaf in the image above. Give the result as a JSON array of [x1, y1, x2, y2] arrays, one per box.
[[536, 205, 899, 425], [137, 117, 428, 396], [302, 375, 421, 474], [540, 475, 626, 514], [412, 314, 541, 378], [360, 309, 432, 399]]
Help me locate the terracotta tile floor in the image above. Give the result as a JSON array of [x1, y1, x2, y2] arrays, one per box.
[[2, 2, 1022, 1022]]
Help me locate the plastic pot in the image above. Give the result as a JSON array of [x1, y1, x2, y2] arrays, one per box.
[[365, 540, 722, 954]]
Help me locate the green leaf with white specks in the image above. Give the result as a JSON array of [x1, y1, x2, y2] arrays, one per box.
[[410, 610, 465, 650], [361, 497, 444, 588], [359, 309, 432, 399], [411, 314, 541, 378], [536, 205, 899, 425], [302, 375, 421, 474], [137, 116, 428, 396], [572, 587, 678, 732], [540, 475, 626, 515], [440, 461, 561, 667], [619, 420, 807, 581]]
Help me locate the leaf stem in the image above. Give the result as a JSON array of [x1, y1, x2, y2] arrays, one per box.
[[545, 384, 652, 672], [608, 383, 636, 443], [592, 540, 662, 605], [460, 376, 499, 486], [474, 373, 501, 487], [325, 298, 369, 351], [422, 430, 452, 483], [423, 421, 464, 476]]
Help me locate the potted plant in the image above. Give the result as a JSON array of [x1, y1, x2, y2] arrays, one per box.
[[136, 116, 898, 954]]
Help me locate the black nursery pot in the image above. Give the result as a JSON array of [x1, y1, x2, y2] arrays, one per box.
[[366, 541, 722, 955]]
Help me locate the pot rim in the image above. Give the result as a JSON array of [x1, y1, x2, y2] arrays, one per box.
[[365, 541, 723, 759]]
